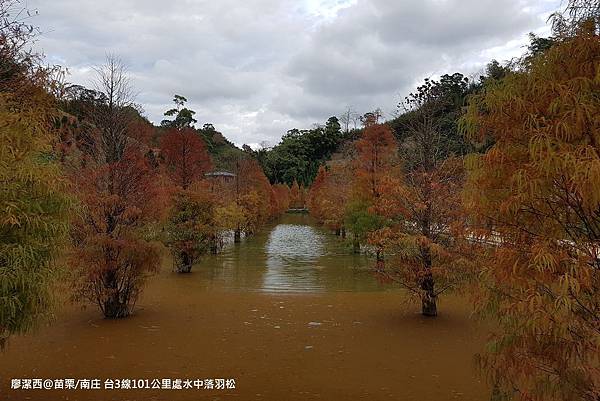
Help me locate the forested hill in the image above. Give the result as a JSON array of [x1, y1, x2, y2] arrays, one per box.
[[58, 88, 245, 170], [248, 116, 355, 187], [56, 32, 554, 186], [248, 74, 476, 188], [194, 125, 245, 170], [56, 75, 483, 188]]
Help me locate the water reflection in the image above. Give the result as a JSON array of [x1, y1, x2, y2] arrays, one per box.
[[263, 223, 325, 292], [191, 214, 383, 293]]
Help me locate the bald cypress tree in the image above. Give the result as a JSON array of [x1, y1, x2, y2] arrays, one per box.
[[463, 28, 600, 401], [0, 2, 70, 347]]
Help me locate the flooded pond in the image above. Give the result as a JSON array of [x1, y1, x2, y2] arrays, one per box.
[[0, 213, 489, 401], [190, 213, 384, 292]]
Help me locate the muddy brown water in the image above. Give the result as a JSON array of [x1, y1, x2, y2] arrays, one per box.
[[1, 214, 489, 400]]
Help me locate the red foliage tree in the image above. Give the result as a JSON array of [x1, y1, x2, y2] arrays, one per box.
[[67, 56, 163, 318], [307, 165, 327, 220], [71, 147, 161, 317], [160, 127, 212, 189], [128, 118, 155, 146], [344, 123, 398, 253]]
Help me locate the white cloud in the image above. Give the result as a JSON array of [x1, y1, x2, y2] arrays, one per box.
[[30, 0, 561, 146]]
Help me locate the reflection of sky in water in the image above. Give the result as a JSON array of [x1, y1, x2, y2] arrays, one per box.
[[190, 214, 382, 293], [263, 224, 325, 292]]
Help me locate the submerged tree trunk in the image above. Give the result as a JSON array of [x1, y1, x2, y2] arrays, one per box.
[[375, 248, 385, 273], [419, 241, 437, 316], [175, 251, 192, 273], [210, 234, 221, 255], [352, 235, 360, 254], [101, 269, 131, 318], [375, 248, 385, 272], [420, 273, 437, 316], [103, 293, 130, 318]]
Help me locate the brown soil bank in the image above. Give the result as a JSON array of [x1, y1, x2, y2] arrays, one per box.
[[0, 277, 489, 401]]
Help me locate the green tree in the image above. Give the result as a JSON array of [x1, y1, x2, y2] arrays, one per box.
[[260, 117, 342, 186], [345, 199, 383, 254], [161, 94, 197, 129]]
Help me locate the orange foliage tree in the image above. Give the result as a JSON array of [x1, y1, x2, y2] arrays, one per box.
[[237, 158, 276, 234], [289, 179, 302, 209], [271, 183, 291, 216], [369, 157, 467, 316], [353, 122, 397, 200], [462, 30, 600, 401], [308, 163, 353, 236], [307, 165, 328, 222], [219, 157, 276, 243], [368, 76, 472, 317], [345, 123, 397, 253]]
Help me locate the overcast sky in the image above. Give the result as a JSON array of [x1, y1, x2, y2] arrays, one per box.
[[31, 0, 560, 147]]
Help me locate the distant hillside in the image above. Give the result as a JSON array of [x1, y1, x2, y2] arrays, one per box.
[[196, 125, 245, 171], [58, 85, 245, 172]]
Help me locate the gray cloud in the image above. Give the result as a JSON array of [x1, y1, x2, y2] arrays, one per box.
[[31, 0, 559, 146]]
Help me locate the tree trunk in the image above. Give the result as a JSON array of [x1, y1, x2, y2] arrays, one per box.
[[375, 249, 385, 272], [420, 273, 437, 316], [210, 234, 220, 254], [341, 227, 346, 239], [420, 241, 437, 316], [490, 384, 510, 401], [335, 228, 341, 236], [234, 228, 241, 243], [375, 248, 385, 271], [352, 236, 360, 254], [104, 295, 129, 318], [102, 269, 130, 318], [175, 251, 192, 273]]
